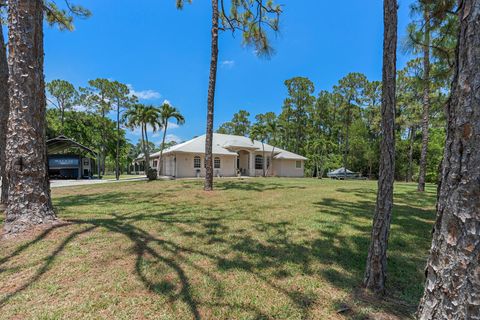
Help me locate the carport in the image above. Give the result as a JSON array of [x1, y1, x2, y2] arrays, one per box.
[[46, 135, 100, 179]]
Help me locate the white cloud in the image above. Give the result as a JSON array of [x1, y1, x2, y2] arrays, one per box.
[[127, 84, 161, 100], [165, 134, 182, 143], [71, 104, 88, 112], [151, 134, 183, 146], [128, 122, 179, 137], [167, 122, 179, 129], [221, 60, 235, 68]]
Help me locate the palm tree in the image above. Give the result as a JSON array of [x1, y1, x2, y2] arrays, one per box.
[[157, 102, 185, 175], [250, 124, 267, 177], [265, 121, 281, 176], [124, 104, 162, 173]]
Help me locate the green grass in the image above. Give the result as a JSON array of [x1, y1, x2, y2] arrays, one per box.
[[0, 178, 436, 319]]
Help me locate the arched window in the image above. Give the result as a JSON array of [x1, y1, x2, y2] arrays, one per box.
[[214, 157, 221, 169], [194, 156, 201, 168], [255, 155, 263, 170]]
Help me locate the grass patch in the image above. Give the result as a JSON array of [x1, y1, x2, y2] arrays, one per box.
[[0, 178, 436, 319]]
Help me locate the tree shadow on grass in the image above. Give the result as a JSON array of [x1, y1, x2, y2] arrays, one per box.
[[0, 183, 435, 319], [216, 180, 307, 192], [0, 224, 98, 307]]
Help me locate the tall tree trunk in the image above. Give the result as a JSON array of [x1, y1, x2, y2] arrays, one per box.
[[417, 1, 480, 317], [100, 109, 106, 176], [418, 9, 431, 192], [4, 0, 56, 234], [144, 124, 150, 171], [262, 143, 265, 177], [343, 101, 351, 179], [407, 125, 415, 182], [204, 0, 219, 191], [363, 0, 397, 294], [60, 105, 65, 133], [0, 8, 9, 206], [266, 145, 276, 176], [115, 102, 120, 180], [140, 124, 146, 172], [158, 121, 168, 175]]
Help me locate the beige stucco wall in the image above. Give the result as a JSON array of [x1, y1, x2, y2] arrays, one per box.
[[249, 151, 304, 177], [272, 159, 304, 177], [151, 152, 304, 178], [172, 153, 236, 178]]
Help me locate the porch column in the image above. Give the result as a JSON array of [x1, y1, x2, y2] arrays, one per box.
[[235, 154, 238, 176], [249, 151, 255, 177]]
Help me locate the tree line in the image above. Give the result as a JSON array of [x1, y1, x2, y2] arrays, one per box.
[[46, 78, 184, 178], [217, 68, 445, 184]]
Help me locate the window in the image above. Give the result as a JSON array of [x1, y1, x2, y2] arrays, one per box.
[[153, 160, 158, 168], [295, 160, 302, 169], [194, 156, 201, 168], [214, 157, 221, 169], [255, 155, 263, 170]]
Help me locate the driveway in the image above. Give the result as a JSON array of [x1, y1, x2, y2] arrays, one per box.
[[50, 176, 147, 188]]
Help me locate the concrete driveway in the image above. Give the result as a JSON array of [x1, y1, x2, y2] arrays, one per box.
[[50, 176, 147, 188]]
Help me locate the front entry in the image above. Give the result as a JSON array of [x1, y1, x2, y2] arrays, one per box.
[[237, 150, 250, 176]]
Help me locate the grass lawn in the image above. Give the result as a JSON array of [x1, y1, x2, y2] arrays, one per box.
[[0, 178, 436, 319]]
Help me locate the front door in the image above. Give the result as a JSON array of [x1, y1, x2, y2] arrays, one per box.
[[237, 150, 250, 176]]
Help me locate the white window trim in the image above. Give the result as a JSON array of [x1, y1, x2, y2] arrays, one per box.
[[214, 157, 221, 169], [194, 156, 201, 168], [255, 155, 263, 170]]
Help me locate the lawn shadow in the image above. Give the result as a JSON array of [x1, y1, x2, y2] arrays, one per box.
[[0, 181, 435, 319], [216, 180, 307, 192], [0, 224, 97, 307]]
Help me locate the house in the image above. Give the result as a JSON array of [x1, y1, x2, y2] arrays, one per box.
[[133, 133, 307, 178]]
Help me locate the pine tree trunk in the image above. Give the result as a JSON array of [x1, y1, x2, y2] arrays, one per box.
[[204, 0, 219, 191], [343, 104, 351, 179], [406, 125, 415, 182], [363, 0, 397, 295], [115, 102, 120, 180], [417, 1, 480, 317], [101, 110, 106, 176], [418, 9, 431, 192], [0, 11, 9, 205], [4, 0, 56, 234], [60, 105, 65, 133]]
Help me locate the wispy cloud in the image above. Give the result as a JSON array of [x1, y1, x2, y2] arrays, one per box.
[[165, 134, 183, 143], [129, 122, 180, 138], [151, 134, 183, 146], [221, 60, 235, 68], [127, 84, 161, 100]]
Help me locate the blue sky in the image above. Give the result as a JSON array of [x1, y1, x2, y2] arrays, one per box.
[[42, 0, 415, 146]]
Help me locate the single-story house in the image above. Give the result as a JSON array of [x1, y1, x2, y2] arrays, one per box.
[[133, 133, 307, 178]]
